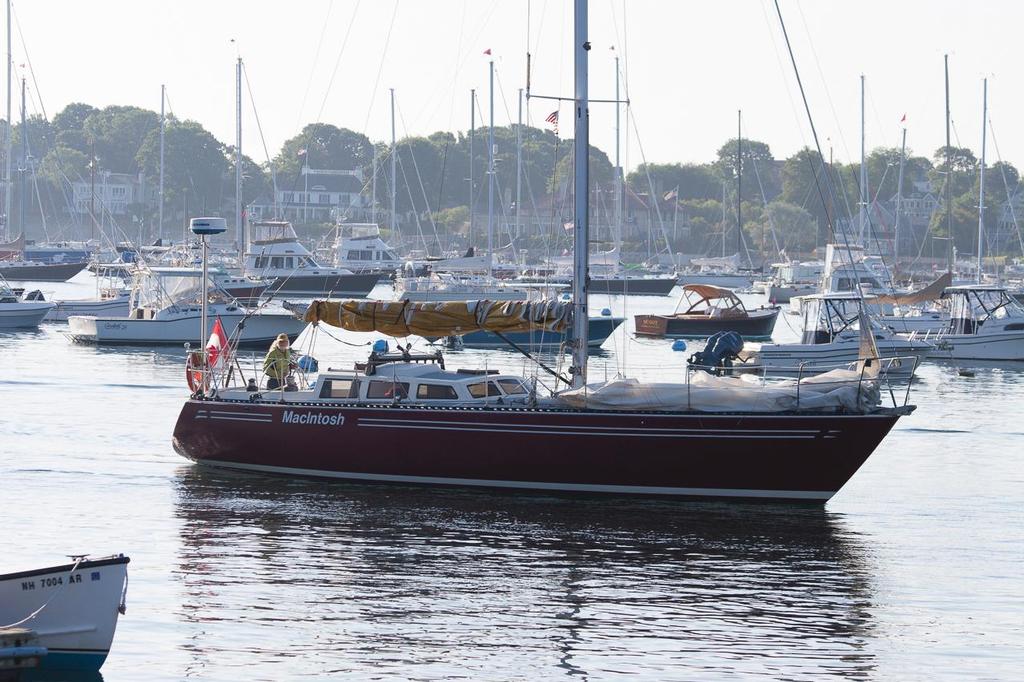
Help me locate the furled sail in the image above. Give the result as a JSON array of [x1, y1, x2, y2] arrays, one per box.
[[873, 272, 952, 306], [302, 299, 573, 337]]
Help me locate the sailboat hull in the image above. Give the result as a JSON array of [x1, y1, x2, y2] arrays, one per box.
[[173, 400, 899, 502]]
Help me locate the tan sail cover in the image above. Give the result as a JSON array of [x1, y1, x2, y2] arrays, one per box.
[[873, 272, 952, 306], [303, 298, 573, 337]]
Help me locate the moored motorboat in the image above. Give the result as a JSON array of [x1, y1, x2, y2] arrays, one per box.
[[635, 284, 779, 339], [0, 275, 55, 329], [0, 259, 89, 282], [910, 285, 1024, 360], [0, 554, 129, 672], [738, 293, 932, 377]]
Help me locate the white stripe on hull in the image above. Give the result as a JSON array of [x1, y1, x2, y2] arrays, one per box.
[[194, 459, 835, 500]]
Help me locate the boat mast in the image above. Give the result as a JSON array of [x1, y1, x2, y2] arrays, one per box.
[[371, 146, 377, 224], [158, 84, 165, 244], [390, 88, 397, 242], [859, 74, 867, 248], [3, 0, 11, 242], [944, 54, 953, 274], [737, 109, 742, 259], [894, 125, 906, 270], [469, 89, 475, 252], [235, 58, 244, 267], [17, 75, 23, 236], [614, 53, 622, 260], [977, 77, 987, 284], [569, 0, 590, 389], [487, 59, 495, 277], [516, 88, 522, 252]]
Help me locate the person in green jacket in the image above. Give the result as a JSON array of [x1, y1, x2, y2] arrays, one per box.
[[263, 333, 293, 390]]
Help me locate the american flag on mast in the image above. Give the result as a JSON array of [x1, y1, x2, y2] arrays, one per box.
[[545, 110, 559, 136]]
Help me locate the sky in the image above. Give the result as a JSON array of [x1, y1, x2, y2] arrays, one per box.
[[8, 0, 1022, 171]]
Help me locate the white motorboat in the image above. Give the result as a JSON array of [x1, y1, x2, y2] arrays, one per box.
[[332, 222, 403, 278], [0, 275, 55, 329], [67, 267, 306, 347], [910, 285, 1024, 360], [245, 220, 378, 297], [45, 289, 133, 323], [395, 271, 533, 302], [739, 293, 932, 377], [0, 554, 129, 672], [676, 254, 754, 289], [765, 261, 824, 303]]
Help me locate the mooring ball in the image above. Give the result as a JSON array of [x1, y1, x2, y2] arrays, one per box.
[[372, 339, 389, 354], [600, 307, 612, 316], [671, 339, 687, 352]]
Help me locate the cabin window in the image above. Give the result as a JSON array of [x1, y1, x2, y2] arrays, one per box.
[[271, 256, 284, 268], [416, 383, 458, 400], [468, 381, 502, 398], [497, 379, 528, 395], [319, 378, 359, 399], [347, 250, 362, 260], [255, 256, 268, 268], [1004, 323, 1024, 331], [367, 381, 409, 399]]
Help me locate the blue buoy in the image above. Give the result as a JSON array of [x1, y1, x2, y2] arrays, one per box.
[[671, 339, 687, 352], [600, 307, 612, 317], [372, 339, 389, 354], [296, 355, 319, 373], [560, 292, 572, 301]]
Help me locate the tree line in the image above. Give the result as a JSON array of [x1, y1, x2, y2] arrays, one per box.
[[4, 100, 1018, 257]]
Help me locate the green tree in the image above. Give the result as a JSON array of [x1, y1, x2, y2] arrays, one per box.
[[746, 200, 818, 253]]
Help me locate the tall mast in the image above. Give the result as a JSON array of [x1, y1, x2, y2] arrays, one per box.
[[737, 109, 742, 258], [158, 84, 165, 243], [370, 146, 377, 224], [977, 77, 987, 284], [894, 126, 906, 269], [469, 89, 475, 251], [516, 88, 523, 248], [3, 0, 11, 241], [859, 74, 867, 247], [569, 0, 590, 389], [614, 54, 622, 257], [389, 88, 396, 239], [235, 58, 243, 266], [944, 54, 953, 273], [17, 76, 23, 236], [487, 59, 495, 276]]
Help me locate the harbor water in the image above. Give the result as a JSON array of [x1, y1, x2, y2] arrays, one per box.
[[3, 275, 1023, 680]]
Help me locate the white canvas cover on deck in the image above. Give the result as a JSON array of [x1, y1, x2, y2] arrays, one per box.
[[552, 369, 880, 413]]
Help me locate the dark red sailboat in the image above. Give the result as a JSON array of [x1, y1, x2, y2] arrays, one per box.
[[171, 0, 914, 503]]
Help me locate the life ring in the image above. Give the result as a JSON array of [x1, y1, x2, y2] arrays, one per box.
[[185, 350, 206, 393]]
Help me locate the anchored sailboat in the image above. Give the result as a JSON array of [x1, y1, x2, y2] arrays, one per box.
[[171, 0, 914, 503]]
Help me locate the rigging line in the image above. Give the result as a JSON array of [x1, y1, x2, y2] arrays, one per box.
[[242, 64, 280, 216], [11, 6, 46, 121], [292, 1, 336, 134], [772, 0, 867, 295], [793, 1, 855, 165], [360, 0, 399, 135], [312, 0, 362, 127], [395, 147, 430, 254], [444, 0, 469, 132], [987, 118, 1024, 256], [395, 97, 443, 253], [625, 106, 675, 268], [758, 0, 808, 147]]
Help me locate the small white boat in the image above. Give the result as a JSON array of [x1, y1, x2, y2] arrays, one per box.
[[45, 289, 132, 323], [0, 275, 55, 329], [739, 293, 932, 377], [396, 272, 533, 302], [912, 285, 1024, 360], [0, 554, 129, 672], [67, 267, 306, 347]]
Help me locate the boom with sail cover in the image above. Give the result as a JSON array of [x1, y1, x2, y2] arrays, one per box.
[[303, 299, 572, 338]]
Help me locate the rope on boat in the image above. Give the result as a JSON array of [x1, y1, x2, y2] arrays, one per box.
[[1, 557, 85, 629]]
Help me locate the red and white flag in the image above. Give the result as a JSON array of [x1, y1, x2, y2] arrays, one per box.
[[900, 113, 907, 123], [545, 110, 559, 135], [206, 317, 230, 369]]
